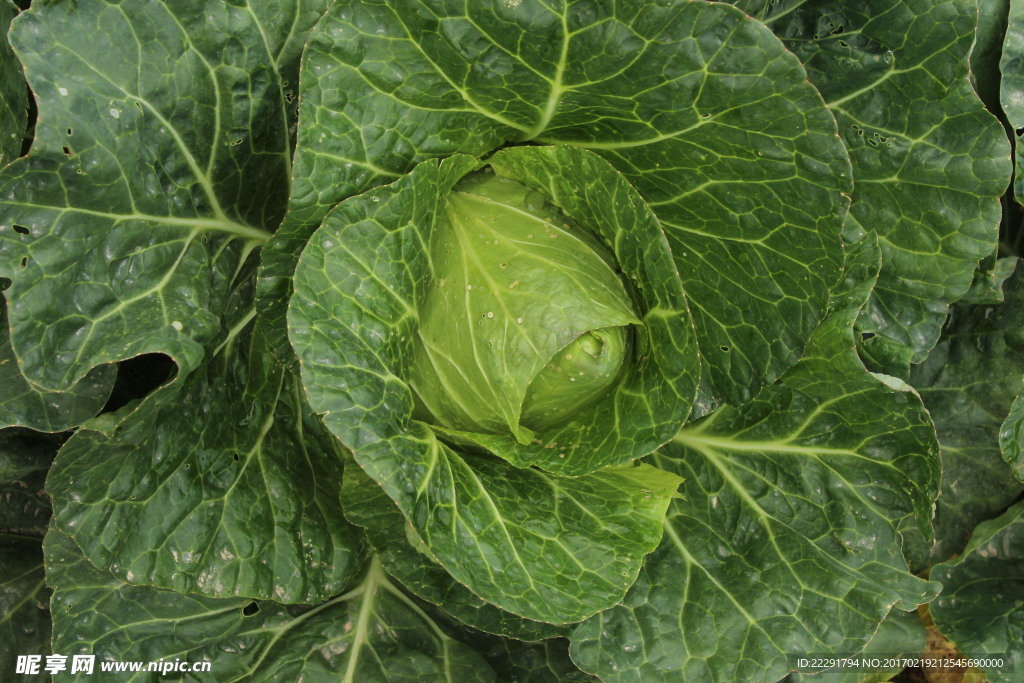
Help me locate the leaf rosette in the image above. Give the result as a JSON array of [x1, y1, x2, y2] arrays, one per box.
[[284, 0, 855, 627]]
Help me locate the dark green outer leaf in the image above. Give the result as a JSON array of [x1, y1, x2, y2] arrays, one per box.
[[830, 232, 883, 317], [930, 500, 1024, 682], [960, 254, 1018, 305], [47, 301, 365, 604], [0, 0, 308, 391], [855, 333, 915, 381], [570, 310, 940, 681], [1000, 389, 1024, 477], [342, 462, 565, 642], [0, 535, 50, 682], [973, 0, 1012, 117], [740, 0, 1011, 372], [909, 260, 1024, 563], [290, 155, 683, 623], [0, 0, 25, 167], [264, 0, 850, 409], [1003, 0, 1024, 204], [788, 608, 926, 683], [372, 451, 679, 625], [0, 297, 114, 432], [249, 0, 332, 136], [44, 528, 496, 683]]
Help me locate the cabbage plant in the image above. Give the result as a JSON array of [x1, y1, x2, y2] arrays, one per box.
[[0, 0, 1021, 681]]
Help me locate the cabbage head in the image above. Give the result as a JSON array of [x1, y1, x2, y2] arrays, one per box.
[[409, 170, 640, 442]]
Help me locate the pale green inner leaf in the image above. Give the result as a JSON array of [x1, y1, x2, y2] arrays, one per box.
[[409, 171, 638, 444]]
